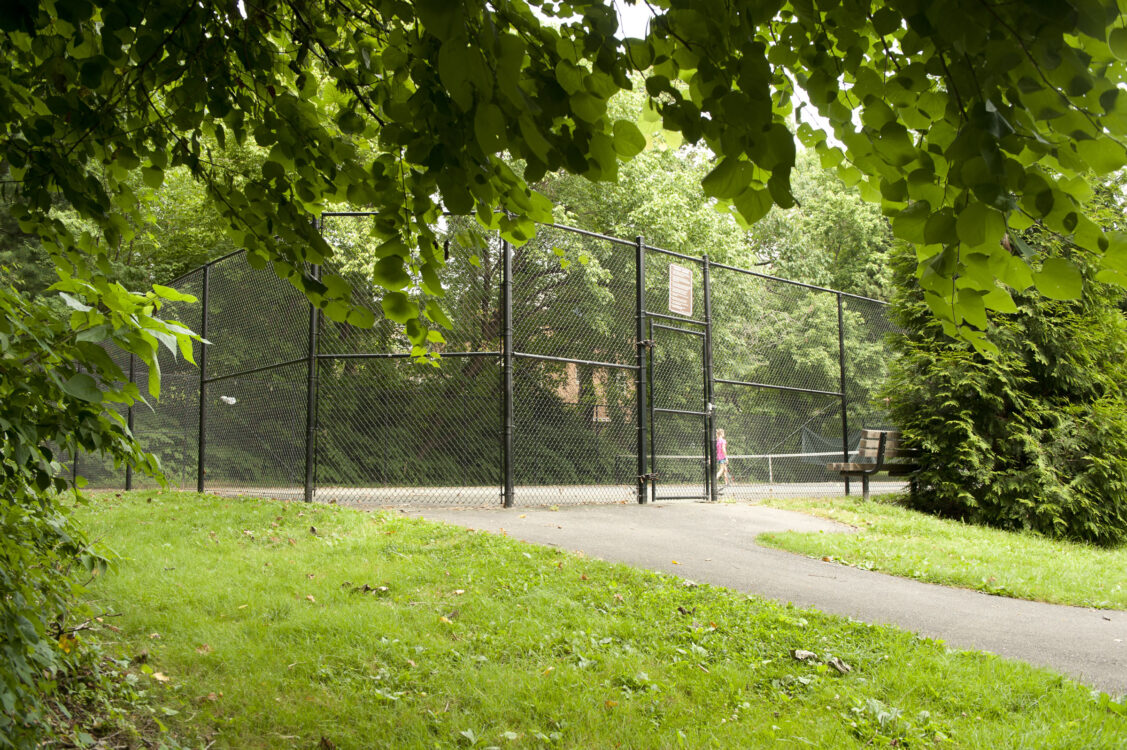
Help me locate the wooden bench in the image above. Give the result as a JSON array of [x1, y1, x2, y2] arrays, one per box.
[[827, 429, 920, 499]]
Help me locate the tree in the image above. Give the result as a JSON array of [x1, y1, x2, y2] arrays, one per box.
[[5, 1, 1127, 742], [885, 223, 1127, 545]]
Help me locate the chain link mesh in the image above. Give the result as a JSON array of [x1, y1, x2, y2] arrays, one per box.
[[206, 254, 309, 378], [314, 355, 501, 506], [97, 222, 899, 508], [512, 358, 636, 506], [509, 230, 638, 505], [842, 296, 902, 488]]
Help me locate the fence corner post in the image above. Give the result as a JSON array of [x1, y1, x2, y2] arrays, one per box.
[[304, 248, 321, 504], [703, 254, 717, 502], [501, 237, 514, 507], [837, 292, 850, 496], [635, 235, 648, 504], [125, 353, 135, 491], [197, 263, 210, 494]]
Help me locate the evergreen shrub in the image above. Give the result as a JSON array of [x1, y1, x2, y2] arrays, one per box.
[[885, 245, 1127, 546]]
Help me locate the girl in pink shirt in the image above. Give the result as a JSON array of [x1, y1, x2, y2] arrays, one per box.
[[716, 428, 731, 490]]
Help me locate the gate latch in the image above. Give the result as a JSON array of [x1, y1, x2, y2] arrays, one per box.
[[638, 472, 658, 482], [637, 339, 654, 349]]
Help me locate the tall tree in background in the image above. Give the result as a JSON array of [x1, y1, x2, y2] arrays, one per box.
[[886, 176, 1127, 546]]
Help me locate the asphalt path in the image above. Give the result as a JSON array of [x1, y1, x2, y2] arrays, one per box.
[[414, 501, 1127, 695]]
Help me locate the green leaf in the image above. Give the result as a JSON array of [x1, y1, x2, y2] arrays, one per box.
[[892, 202, 931, 244], [982, 285, 1019, 314], [142, 167, 164, 189], [956, 203, 1006, 249], [1109, 27, 1127, 60], [152, 284, 197, 303], [612, 121, 646, 159], [1075, 138, 1127, 174], [732, 188, 772, 226], [381, 292, 419, 323], [372, 255, 411, 291], [61, 372, 102, 403], [701, 158, 753, 200], [337, 110, 365, 135], [473, 104, 506, 153], [1032, 257, 1083, 299]]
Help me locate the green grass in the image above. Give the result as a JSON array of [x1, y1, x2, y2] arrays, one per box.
[[75, 491, 1126, 749], [757, 494, 1127, 610]]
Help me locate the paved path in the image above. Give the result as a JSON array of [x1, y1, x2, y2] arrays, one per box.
[[414, 501, 1127, 694]]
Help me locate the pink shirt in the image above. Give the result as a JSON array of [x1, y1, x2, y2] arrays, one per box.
[[716, 437, 727, 460]]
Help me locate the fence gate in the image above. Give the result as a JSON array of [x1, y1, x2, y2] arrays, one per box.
[[647, 317, 713, 502]]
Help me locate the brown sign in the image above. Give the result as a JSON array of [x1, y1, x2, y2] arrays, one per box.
[[668, 263, 693, 316]]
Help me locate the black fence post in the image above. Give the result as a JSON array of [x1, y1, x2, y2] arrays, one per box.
[[635, 235, 648, 504], [647, 317, 657, 502], [501, 237, 514, 508], [703, 254, 717, 502], [304, 253, 321, 503], [197, 263, 210, 494], [837, 292, 850, 495], [125, 353, 134, 491]]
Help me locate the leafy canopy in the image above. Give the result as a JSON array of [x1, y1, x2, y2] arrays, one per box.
[[4, 1, 1127, 352]]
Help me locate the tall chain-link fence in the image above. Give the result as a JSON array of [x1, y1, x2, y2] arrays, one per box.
[[76, 217, 901, 506]]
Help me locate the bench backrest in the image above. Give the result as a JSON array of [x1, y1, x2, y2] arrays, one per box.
[[855, 429, 919, 462]]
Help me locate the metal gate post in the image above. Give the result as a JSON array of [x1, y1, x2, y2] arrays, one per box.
[[635, 236, 648, 504], [501, 237, 514, 508], [197, 263, 210, 494], [125, 353, 134, 491], [837, 293, 850, 495], [703, 255, 717, 502], [303, 253, 321, 503], [647, 317, 657, 501]]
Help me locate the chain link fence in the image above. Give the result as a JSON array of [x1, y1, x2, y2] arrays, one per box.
[[77, 217, 901, 506]]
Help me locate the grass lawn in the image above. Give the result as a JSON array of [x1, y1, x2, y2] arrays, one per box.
[[756, 494, 1127, 610], [75, 491, 1126, 749]]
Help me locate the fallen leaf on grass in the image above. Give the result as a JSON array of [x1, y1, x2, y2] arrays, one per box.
[[152, 672, 170, 683], [307, 573, 315, 579], [148, 633, 161, 640], [237, 604, 248, 610], [452, 589, 465, 595], [604, 700, 618, 708], [826, 656, 852, 675], [288, 538, 297, 545], [318, 737, 337, 750], [790, 649, 818, 662], [305, 595, 316, 603], [439, 616, 452, 624], [195, 644, 211, 654]]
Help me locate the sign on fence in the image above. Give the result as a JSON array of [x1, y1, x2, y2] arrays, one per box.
[[668, 263, 693, 316]]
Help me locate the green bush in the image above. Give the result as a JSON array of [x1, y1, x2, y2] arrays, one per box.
[[885, 244, 1127, 547], [0, 277, 194, 748]]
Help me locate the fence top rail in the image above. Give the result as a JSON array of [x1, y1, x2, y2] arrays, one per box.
[[643, 243, 706, 264], [709, 260, 888, 305], [162, 220, 887, 308]]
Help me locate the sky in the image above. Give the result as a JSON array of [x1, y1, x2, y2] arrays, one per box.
[[613, 1, 657, 38]]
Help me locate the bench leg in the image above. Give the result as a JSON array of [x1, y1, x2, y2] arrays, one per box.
[[862, 474, 870, 500]]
